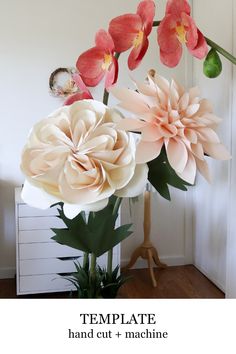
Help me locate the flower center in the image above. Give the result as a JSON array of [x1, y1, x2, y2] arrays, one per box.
[[102, 53, 112, 71], [133, 30, 144, 48], [176, 25, 187, 44]]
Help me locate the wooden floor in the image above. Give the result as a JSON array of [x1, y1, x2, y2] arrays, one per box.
[[0, 265, 224, 299]]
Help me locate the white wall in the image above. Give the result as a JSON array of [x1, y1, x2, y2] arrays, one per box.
[[226, 1, 236, 298], [0, 0, 193, 278], [192, 0, 234, 294]]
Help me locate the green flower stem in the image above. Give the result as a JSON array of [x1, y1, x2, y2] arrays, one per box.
[[107, 249, 113, 277], [90, 253, 97, 278], [152, 20, 236, 65], [107, 197, 122, 276], [152, 20, 161, 27], [83, 252, 89, 268], [103, 89, 109, 106], [205, 37, 236, 65]]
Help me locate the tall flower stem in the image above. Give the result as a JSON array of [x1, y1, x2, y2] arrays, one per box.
[[205, 37, 236, 65], [152, 20, 236, 65], [90, 253, 97, 278], [107, 197, 122, 276], [83, 252, 89, 268]]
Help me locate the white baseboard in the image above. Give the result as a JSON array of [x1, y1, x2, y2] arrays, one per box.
[[121, 255, 188, 269], [0, 267, 16, 279]]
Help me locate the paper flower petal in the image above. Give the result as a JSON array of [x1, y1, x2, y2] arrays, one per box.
[[160, 46, 183, 68], [177, 152, 196, 184], [165, 138, 188, 173], [21, 180, 59, 209], [128, 35, 149, 70], [137, 0, 155, 36], [64, 92, 92, 106], [136, 139, 163, 163], [109, 14, 142, 52], [95, 29, 114, 51], [105, 56, 118, 89], [76, 47, 105, 79], [115, 163, 148, 197], [188, 29, 208, 59], [203, 142, 231, 160], [166, 0, 191, 16], [63, 198, 109, 219]]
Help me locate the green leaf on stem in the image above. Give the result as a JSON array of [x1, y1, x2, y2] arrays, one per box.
[[204, 48, 222, 78], [51, 197, 132, 257], [147, 147, 193, 201]]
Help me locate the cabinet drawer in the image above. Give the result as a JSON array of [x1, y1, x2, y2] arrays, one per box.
[[19, 252, 118, 275], [19, 258, 80, 276], [18, 204, 58, 217], [19, 230, 55, 243], [19, 274, 74, 293], [19, 243, 82, 259], [18, 216, 65, 230]]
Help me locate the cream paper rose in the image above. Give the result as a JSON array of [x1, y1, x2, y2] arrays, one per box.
[[21, 100, 148, 218]]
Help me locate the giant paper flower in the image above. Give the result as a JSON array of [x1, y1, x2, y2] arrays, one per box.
[[109, 0, 155, 70], [111, 74, 230, 184], [76, 30, 118, 90], [158, 0, 208, 67], [21, 100, 148, 218]]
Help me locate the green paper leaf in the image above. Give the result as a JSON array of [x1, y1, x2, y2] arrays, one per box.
[[148, 147, 193, 201], [51, 198, 133, 257], [204, 48, 222, 78]]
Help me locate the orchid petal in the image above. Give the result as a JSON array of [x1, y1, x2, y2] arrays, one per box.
[[157, 14, 180, 54], [95, 29, 114, 51], [188, 29, 208, 59], [182, 13, 198, 50], [105, 56, 118, 89], [137, 0, 155, 35], [81, 72, 105, 87], [64, 92, 92, 106], [160, 45, 183, 67], [109, 14, 142, 52], [128, 35, 149, 70], [76, 47, 105, 79], [72, 73, 91, 94], [166, 0, 191, 16]]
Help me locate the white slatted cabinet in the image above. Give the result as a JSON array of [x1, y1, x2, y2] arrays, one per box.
[[15, 188, 120, 295]]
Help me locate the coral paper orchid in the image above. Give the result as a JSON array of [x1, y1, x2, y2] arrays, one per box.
[[109, 0, 155, 70], [158, 0, 208, 67], [76, 29, 118, 89]]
